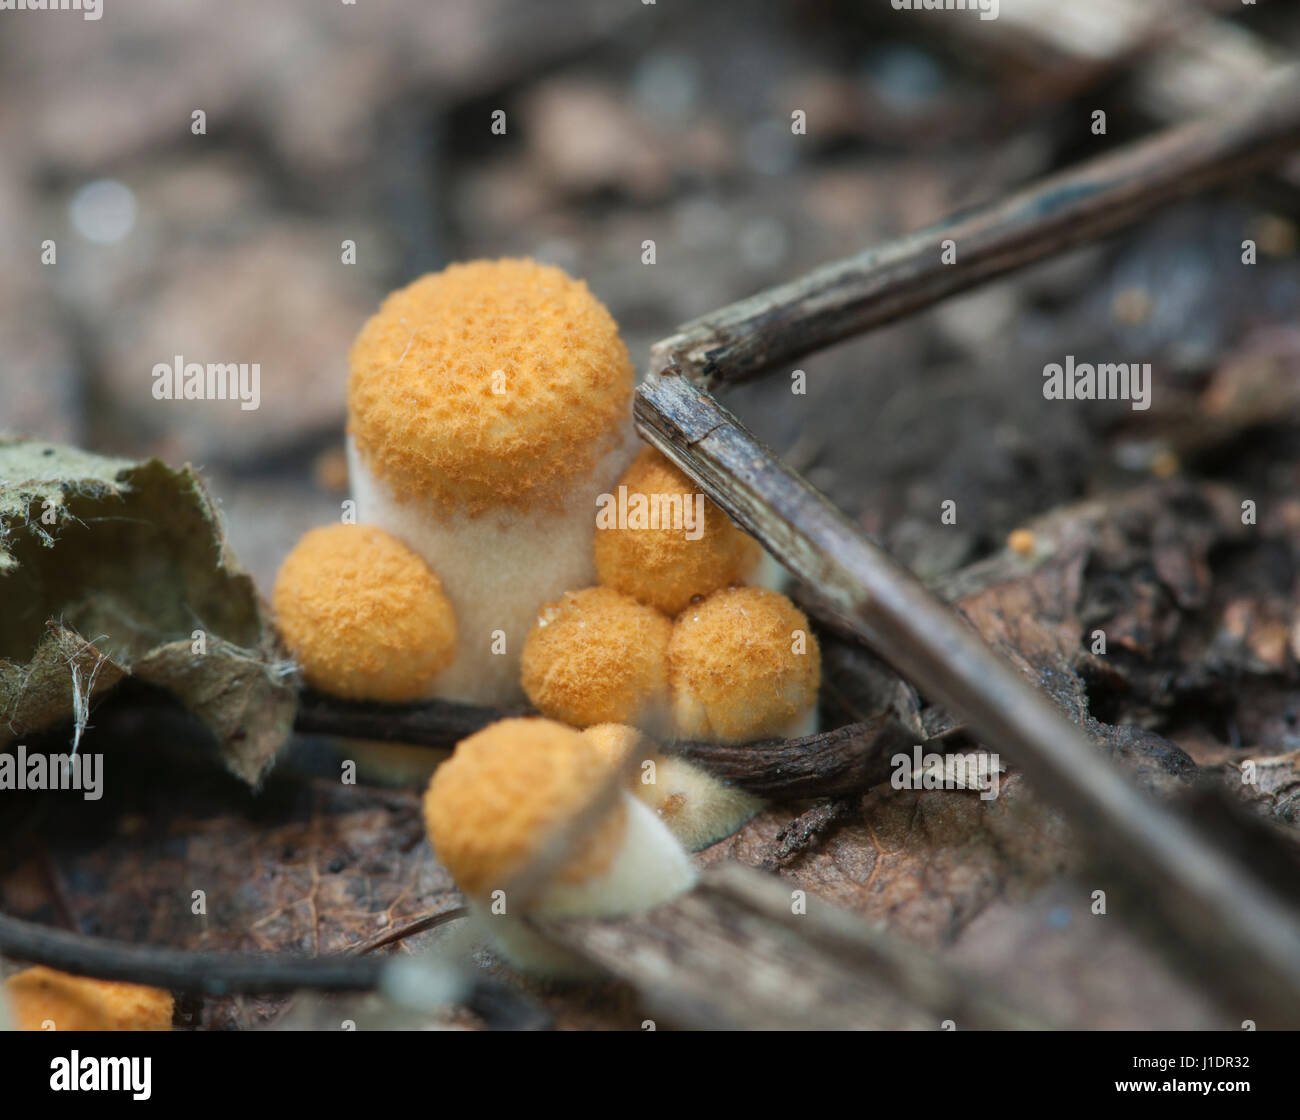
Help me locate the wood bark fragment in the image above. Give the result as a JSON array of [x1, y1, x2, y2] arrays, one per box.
[[665, 714, 916, 799], [532, 863, 1043, 1030], [762, 798, 858, 869]]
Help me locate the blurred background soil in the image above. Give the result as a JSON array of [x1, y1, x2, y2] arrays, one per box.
[[3, 0, 1296, 590]]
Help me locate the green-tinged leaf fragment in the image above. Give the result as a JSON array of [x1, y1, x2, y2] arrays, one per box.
[[0, 439, 295, 785]]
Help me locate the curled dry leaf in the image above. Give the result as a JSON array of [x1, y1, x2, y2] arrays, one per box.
[[0, 439, 295, 785]]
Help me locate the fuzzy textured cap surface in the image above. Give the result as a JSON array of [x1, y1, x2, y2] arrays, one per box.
[[424, 718, 626, 898], [669, 586, 821, 743], [521, 586, 672, 729], [348, 258, 634, 516], [273, 523, 456, 702], [594, 447, 761, 615], [4, 967, 172, 1031]]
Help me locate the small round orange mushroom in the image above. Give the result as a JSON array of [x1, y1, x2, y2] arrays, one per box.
[[4, 967, 172, 1031], [273, 523, 456, 702], [582, 723, 763, 850], [594, 447, 761, 615], [668, 586, 821, 743], [1006, 528, 1036, 557], [424, 717, 695, 975], [521, 586, 672, 730]]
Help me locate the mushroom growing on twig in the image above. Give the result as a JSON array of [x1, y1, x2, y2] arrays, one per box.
[[422, 717, 696, 976]]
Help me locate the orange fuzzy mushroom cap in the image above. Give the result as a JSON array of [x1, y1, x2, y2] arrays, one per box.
[[348, 258, 634, 516], [594, 447, 761, 615], [273, 523, 456, 702], [521, 586, 671, 729], [4, 967, 172, 1031], [669, 586, 821, 743], [424, 718, 625, 898]]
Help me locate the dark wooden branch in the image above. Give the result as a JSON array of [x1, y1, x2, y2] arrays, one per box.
[[649, 64, 1300, 387], [0, 908, 548, 1029], [293, 688, 521, 749], [294, 692, 929, 802], [665, 714, 917, 799], [0, 910, 382, 994], [533, 863, 1043, 1030]]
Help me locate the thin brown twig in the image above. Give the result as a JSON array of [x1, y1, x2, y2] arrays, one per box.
[[294, 689, 522, 749], [293, 691, 923, 802], [650, 64, 1300, 389], [352, 907, 469, 955], [0, 910, 383, 994]]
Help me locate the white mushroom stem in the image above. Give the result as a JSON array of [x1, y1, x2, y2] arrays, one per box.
[[469, 794, 697, 978], [347, 427, 637, 706]]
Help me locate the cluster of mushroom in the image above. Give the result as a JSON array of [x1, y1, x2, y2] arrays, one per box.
[[272, 259, 822, 972], [517, 443, 822, 848]]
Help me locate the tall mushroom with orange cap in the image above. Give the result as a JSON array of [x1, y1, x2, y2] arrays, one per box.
[[343, 258, 637, 704]]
